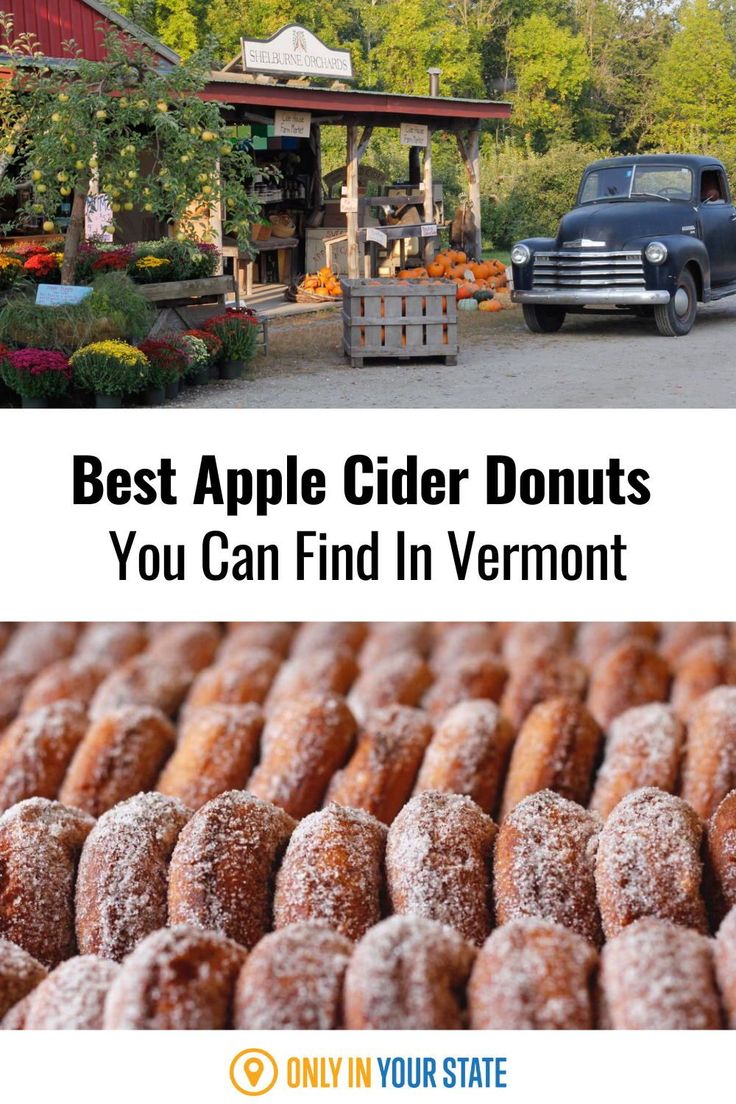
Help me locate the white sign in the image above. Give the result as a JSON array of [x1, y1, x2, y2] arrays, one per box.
[[420, 223, 438, 237], [365, 227, 388, 247], [274, 109, 311, 139], [35, 284, 92, 306], [400, 122, 429, 147], [241, 25, 354, 80], [84, 193, 113, 242], [340, 196, 358, 214]]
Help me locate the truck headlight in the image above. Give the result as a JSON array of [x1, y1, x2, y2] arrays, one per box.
[[645, 241, 668, 264], [511, 243, 531, 266]]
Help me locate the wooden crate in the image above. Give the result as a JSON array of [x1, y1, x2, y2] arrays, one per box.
[[341, 278, 458, 368]]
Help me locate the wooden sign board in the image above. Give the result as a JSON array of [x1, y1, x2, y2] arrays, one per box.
[[400, 122, 429, 147], [274, 109, 312, 139], [340, 196, 358, 214], [35, 284, 92, 307], [241, 25, 354, 81]]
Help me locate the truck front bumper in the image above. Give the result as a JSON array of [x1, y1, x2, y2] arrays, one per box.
[[512, 288, 671, 307]]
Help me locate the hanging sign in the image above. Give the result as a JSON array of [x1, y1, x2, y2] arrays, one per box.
[[340, 196, 358, 214], [365, 227, 388, 247], [274, 109, 312, 139], [241, 25, 354, 81], [400, 122, 429, 147], [420, 223, 438, 237]]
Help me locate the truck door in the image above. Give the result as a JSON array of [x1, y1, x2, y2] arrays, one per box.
[[698, 167, 736, 284]]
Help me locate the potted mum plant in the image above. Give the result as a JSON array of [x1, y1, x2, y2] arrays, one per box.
[[70, 340, 150, 407], [184, 328, 223, 380], [0, 346, 71, 407], [169, 333, 211, 387], [202, 308, 259, 379], [137, 338, 187, 403]]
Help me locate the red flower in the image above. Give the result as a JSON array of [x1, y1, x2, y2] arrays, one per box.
[[24, 253, 59, 276], [8, 348, 71, 378]]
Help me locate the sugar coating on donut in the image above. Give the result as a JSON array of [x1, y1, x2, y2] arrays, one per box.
[[575, 622, 657, 668], [348, 650, 432, 725], [586, 640, 670, 728], [220, 623, 294, 660], [183, 648, 281, 713], [168, 790, 295, 948], [595, 787, 707, 939], [24, 955, 119, 1029], [0, 663, 33, 729], [386, 791, 496, 945], [500, 697, 601, 818], [589, 703, 683, 820], [659, 622, 727, 667], [0, 700, 88, 813], [468, 917, 598, 1029], [20, 656, 111, 714], [360, 623, 432, 668], [430, 624, 500, 671], [265, 645, 358, 715], [290, 622, 367, 657], [156, 703, 263, 810], [326, 704, 433, 824], [0, 797, 95, 967], [75, 792, 192, 962], [344, 914, 475, 1029], [414, 699, 513, 815], [233, 921, 353, 1030], [0, 938, 47, 1020], [705, 791, 736, 925], [89, 657, 192, 720], [423, 655, 507, 719], [600, 918, 721, 1029], [681, 686, 736, 819], [494, 790, 602, 945], [274, 803, 386, 941], [76, 622, 148, 664], [146, 622, 221, 672], [714, 908, 736, 1028], [2, 623, 79, 677], [500, 647, 587, 730], [671, 636, 736, 722], [501, 623, 574, 667], [103, 925, 245, 1029]]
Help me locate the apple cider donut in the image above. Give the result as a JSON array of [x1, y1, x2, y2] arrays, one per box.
[[233, 922, 353, 1030], [59, 706, 176, 818], [360, 623, 432, 668], [290, 621, 368, 657], [500, 647, 587, 731], [75, 622, 148, 664], [468, 918, 598, 1030], [495, 791, 601, 944], [659, 622, 727, 666], [2, 623, 79, 677], [146, 622, 221, 673], [0, 664, 33, 730], [714, 908, 736, 1028], [0, 939, 46, 1020], [20, 656, 111, 715], [103, 925, 245, 1029], [75, 792, 191, 961], [326, 704, 433, 824], [430, 624, 500, 670], [0, 993, 32, 1029], [249, 692, 356, 819], [220, 622, 294, 660], [500, 698, 601, 819], [586, 640, 670, 728], [0, 701, 88, 813], [24, 956, 120, 1029], [413, 700, 514, 816], [671, 636, 736, 723], [0, 798, 94, 967], [344, 914, 475, 1029], [89, 655, 192, 720], [595, 787, 707, 940], [386, 791, 495, 945], [168, 790, 295, 949], [156, 703, 263, 810], [589, 703, 684, 820], [274, 804, 387, 941], [423, 654, 507, 719], [575, 622, 658, 668], [500, 622, 574, 667], [600, 919, 721, 1029], [348, 650, 433, 725], [681, 686, 736, 819], [182, 648, 281, 714], [264, 645, 358, 715], [704, 791, 736, 925]]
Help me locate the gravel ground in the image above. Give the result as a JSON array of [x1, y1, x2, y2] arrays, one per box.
[[165, 294, 736, 409]]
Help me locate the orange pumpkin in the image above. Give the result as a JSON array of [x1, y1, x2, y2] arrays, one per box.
[[455, 251, 467, 264], [397, 269, 415, 280], [456, 284, 474, 300], [427, 260, 446, 278], [479, 299, 502, 312]]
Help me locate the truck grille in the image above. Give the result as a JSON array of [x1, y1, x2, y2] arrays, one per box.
[[531, 250, 645, 289]]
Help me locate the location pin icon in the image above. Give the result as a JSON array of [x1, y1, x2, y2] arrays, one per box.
[[244, 1056, 264, 1089]]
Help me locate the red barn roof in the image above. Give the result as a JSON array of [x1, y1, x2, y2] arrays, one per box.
[[4, 0, 179, 64]]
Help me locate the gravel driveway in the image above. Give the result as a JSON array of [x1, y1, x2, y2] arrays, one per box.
[[168, 295, 736, 409]]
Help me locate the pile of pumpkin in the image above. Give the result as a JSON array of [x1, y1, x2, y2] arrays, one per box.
[[397, 250, 507, 312], [299, 266, 342, 298]]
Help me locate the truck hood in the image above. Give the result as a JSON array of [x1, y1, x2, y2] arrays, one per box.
[[556, 201, 697, 249]]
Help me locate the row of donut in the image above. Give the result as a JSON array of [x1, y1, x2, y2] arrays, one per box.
[[3, 909, 736, 1031]]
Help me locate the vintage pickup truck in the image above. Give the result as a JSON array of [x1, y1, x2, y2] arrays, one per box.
[[511, 154, 736, 336]]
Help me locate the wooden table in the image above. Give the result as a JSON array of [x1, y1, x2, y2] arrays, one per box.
[[223, 238, 299, 299]]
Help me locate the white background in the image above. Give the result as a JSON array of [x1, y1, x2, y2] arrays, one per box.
[[0, 406, 729, 621]]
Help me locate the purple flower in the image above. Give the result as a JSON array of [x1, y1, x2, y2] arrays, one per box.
[[8, 348, 71, 379]]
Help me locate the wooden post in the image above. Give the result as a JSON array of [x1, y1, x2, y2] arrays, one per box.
[[346, 124, 360, 279], [456, 125, 483, 261], [310, 123, 322, 209], [423, 128, 435, 262]]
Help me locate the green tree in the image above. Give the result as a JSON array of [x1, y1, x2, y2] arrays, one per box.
[[368, 0, 483, 95], [644, 0, 736, 149], [507, 13, 592, 149], [154, 0, 199, 56], [0, 21, 263, 282]]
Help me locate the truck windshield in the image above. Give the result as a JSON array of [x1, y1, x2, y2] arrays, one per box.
[[579, 164, 693, 203]]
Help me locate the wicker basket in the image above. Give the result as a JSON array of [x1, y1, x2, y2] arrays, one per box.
[[270, 213, 297, 239], [286, 277, 342, 304]]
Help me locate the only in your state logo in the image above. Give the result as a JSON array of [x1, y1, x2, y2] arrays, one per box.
[[230, 1049, 279, 1096]]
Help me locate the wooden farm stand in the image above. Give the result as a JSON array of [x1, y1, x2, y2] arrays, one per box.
[[341, 277, 458, 368]]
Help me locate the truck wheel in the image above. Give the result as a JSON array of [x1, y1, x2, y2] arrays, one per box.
[[522, 304, 566, 333], [653, 270, 697, 336]]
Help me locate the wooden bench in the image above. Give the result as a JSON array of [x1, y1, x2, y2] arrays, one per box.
[[137, 274, 235, 306]]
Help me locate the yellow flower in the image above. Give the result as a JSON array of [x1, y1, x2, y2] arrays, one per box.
[[0, 256, 21, 268], [135, 255, 171, 269], [70, 340, 148, 368]]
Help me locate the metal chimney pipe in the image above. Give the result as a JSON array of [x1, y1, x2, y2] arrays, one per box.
[[428, 68, 441, 97]]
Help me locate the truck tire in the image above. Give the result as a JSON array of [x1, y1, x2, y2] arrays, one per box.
[[653, 269, 697, 336], [522, 304, 566, 334]]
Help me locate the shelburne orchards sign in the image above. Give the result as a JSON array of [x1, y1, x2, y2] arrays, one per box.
[[241, 24, 355, 81]]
